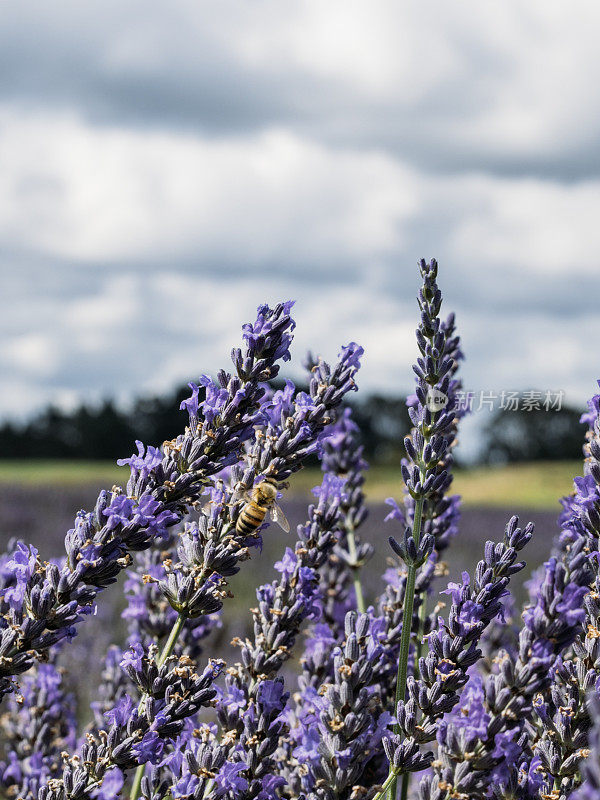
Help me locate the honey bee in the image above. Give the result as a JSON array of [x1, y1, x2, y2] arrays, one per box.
[[235, 477, 290, 535]]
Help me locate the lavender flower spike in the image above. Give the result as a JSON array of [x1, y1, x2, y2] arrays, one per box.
[[0, 302, 295, 702], [383, 259, 465, 797], [301, 612, 392, 799], [38, 650, 224, 800], [318, 405, 372, 625], [375, 516, 534, 797], [0, 661, 77, 800], [216, 471, 347, 799]]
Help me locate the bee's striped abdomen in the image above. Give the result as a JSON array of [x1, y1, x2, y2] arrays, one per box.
[[236, 502, 268, 535]]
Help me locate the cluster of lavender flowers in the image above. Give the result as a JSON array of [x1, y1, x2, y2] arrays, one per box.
[[3, 260, 600, 800]]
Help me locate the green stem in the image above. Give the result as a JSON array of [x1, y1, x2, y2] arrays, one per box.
[[388, 494, 425, 800], [346, 524, 366, 614], [394, 496, 424, 728], [129, 613, 186, 800], [415, 585, 429, 675], [371, 770, 399, 800], [127, 751, 146, 797], [414, 494, 430, 678], [400, 772, 410, 800], [158, 613, 186, 667]]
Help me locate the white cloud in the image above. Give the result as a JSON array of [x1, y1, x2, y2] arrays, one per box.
[[2, 334, 59, 377], [444, 175, 600, 275], [64, 276, 140, 341], [1, 1, 600, 432], [3, 1, 600, 173], [0, 110, 418, 265]]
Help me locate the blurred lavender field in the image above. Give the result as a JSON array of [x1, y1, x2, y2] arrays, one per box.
[[0, 484, 557, 712], [0, 483, 557, 605]]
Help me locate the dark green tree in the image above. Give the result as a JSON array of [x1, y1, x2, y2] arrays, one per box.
[[482, 405, 585, 463]]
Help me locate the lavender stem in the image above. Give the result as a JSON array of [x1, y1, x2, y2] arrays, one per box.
[[346, 522, 366, 613], [388, 494, 425, 800], [157, 613, 186, 668], [129, 611, 186, 800], [400, 774, 410, 800], [378, 771, 398, 796]]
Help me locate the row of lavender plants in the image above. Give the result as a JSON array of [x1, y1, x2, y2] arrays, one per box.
[[1, 260, 599, 800]]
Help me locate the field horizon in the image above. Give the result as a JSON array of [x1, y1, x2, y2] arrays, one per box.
[[0, 458, 580, 510]]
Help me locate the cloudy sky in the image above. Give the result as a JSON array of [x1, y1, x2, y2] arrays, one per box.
[[2, 1, 599, 448]]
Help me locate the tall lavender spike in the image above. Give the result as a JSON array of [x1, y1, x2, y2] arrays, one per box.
[[0, 302, 296, 702], [386, 307, 466, 556], [381, 259, 466, 797], [372, 301, 465, 727], [381, 273, 465, 645], [385, 258, 465, 640], [215, 472, 347, 799], [0, 660, 77, 800], [37, 650, 224, 800], [372, 516, 535, 796], [317, 405, 372, 626], [296, 612, 392, 799]]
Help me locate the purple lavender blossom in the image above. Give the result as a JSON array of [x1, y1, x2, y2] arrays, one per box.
[[7, 266, 600, 800], [0, 301, 297, 702], [2, 542, 39, 611], [294, 612, 392, 799], [214, 761, 249, 794], [0, 661, 76, 800], [38, 652, 223, 800], [370, 261, 467, 798], [381, 516, 534, 788], [116, 440, 163, 478], [316, 405, 372, 631]]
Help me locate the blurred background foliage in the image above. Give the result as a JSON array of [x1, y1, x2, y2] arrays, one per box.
[[0, 380, 585, 466]]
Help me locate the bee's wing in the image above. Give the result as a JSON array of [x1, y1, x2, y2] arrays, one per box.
[[204, 484, 250, 512], [231, 485, 253, 505], [200, 489, 215, 514], [269, 502, 290, 533]]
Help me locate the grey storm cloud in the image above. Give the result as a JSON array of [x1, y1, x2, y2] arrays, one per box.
[[1, 0, 600, 425], [2, 1, 600, 179]]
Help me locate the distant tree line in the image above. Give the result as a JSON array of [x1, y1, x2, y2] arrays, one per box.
[[482, 406, 585, 464], [0, 383, 587, 465], [0, 382, 414, 465]]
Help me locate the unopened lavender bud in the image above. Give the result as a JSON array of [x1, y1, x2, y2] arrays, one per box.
[[416, 534, 435, 565]]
